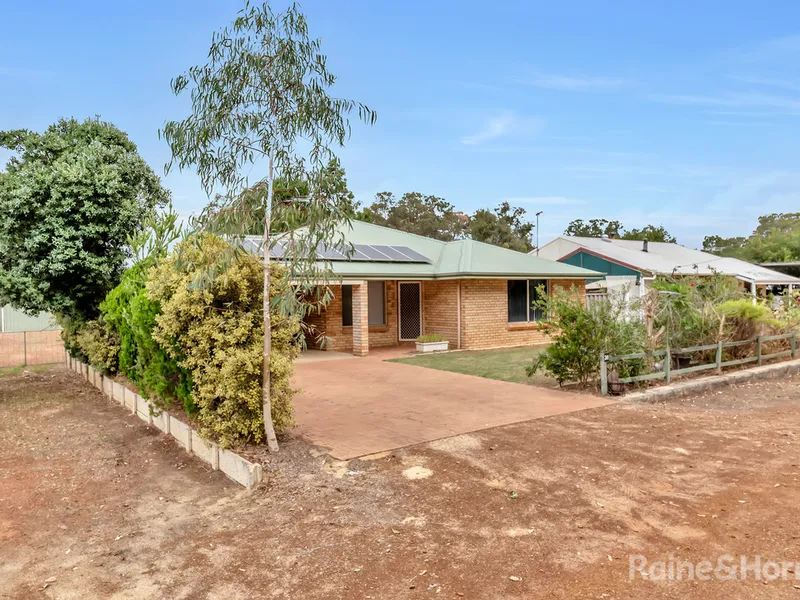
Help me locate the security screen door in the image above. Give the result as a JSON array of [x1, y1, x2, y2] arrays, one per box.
[[398, 282, 422, 340]]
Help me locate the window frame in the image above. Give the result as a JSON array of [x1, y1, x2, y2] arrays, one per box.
[[341, 282, 388, 328], [341, 285, 353, 327], [507, 279, 550, 323], [367, 280, 387, 327]]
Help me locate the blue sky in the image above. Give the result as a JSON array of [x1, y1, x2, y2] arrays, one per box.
[[3, 1, 800, 248]]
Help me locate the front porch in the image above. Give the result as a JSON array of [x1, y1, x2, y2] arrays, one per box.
[[303, 278, 585, 357], [304, 279, 462, 357]]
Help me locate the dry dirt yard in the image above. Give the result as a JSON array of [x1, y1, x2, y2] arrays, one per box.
[[1, 366, 799, 600]]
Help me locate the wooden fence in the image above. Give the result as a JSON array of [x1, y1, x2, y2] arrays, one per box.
[[600, 333, 798, 395]]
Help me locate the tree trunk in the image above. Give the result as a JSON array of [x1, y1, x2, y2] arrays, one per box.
[[262, 152, 279, 452]]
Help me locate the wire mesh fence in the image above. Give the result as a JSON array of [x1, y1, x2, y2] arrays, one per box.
[[0, 330, 65, 368]]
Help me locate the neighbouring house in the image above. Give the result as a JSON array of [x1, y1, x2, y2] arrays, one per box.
[[244, 221, 601, 356], [535, 236, 800, 300]]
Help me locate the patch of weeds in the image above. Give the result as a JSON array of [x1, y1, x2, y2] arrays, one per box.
[[0, 365, 57, 378]]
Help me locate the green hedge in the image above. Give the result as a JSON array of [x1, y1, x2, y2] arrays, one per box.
[[72, 233, 298, 447], [101, 265, 194, 414]]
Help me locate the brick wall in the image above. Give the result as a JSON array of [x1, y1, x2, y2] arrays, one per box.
[[421, 280, 459, 345], [460, 278, 586, 350], [306, 282, 398, 352], [305, 278, 586, 353]]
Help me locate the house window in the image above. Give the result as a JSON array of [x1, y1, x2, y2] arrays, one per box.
[[341, 281, 387, 327], [507, 279, 549, 322], [341, 285, 353, 326], [507, 280, 528, 322], [529, 279, 547, 321], [368, 281, 386, 326]]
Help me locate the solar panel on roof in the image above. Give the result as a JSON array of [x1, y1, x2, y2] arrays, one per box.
[[259, 239, 432, 264], [371, 245, 409, 260], [316, 244, 347, 260], [347, 246, 371, 260], [393, 246, 431, 263], [269, 240, 285, 258], [353, 244, 389, 260]]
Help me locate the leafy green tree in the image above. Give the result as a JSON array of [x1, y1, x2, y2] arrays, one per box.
[[161, 1, 376, 450], [242, 159, 357, 234], [753, 212, 800, 237], [748, 231, 800, 262], [620, 224, 676, 243], [746, 212, 800, 262], [564, 219, 676, 243], [0, 118, 168, 321], [702, 235, 748, 258], [564, 218, 623, 238], [469, 201, 533, 252], [704, 213, 800, 262], [359, 191, 467, 241]]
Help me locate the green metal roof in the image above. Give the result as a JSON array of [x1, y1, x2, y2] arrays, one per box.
[[261, 221, 602, 280]]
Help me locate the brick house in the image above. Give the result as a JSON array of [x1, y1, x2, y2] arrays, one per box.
[[254, 221, 600, 357]]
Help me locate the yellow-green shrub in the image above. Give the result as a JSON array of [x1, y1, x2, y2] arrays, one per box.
[[718, 299, 779, 341], [147, 234, 299, 447], [75, 318, 120, 374]]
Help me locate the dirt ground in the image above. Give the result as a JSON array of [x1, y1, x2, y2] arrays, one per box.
[[1, 367, 799, 599]]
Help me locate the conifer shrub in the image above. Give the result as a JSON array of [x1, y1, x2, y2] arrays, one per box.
[[102, 265, 193, 414]]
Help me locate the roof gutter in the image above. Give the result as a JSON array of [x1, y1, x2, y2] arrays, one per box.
[[733, 275, 800, 286], [321, 274, 601, 281]]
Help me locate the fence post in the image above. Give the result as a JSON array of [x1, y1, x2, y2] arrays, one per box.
[[600, 353, 608, 396], [664, 345, 671, 384], [792, 334, 797, 360], [23, 331, 27, 367], [756, 336, 762, 366], [716, 340, 723, 375]]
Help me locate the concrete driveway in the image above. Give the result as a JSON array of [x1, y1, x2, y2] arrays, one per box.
[[292, 349, 614, 459]]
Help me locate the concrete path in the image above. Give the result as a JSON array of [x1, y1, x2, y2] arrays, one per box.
[[292, 349, 615, 459]]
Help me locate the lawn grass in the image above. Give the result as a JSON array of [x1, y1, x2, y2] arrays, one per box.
[[389, 345, 557, 388]]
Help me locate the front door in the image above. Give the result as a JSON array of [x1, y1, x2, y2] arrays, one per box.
[[398, 282, 422, 341]]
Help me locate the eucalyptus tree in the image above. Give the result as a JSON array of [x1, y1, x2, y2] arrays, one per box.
[[161, 1, 376, 450]]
